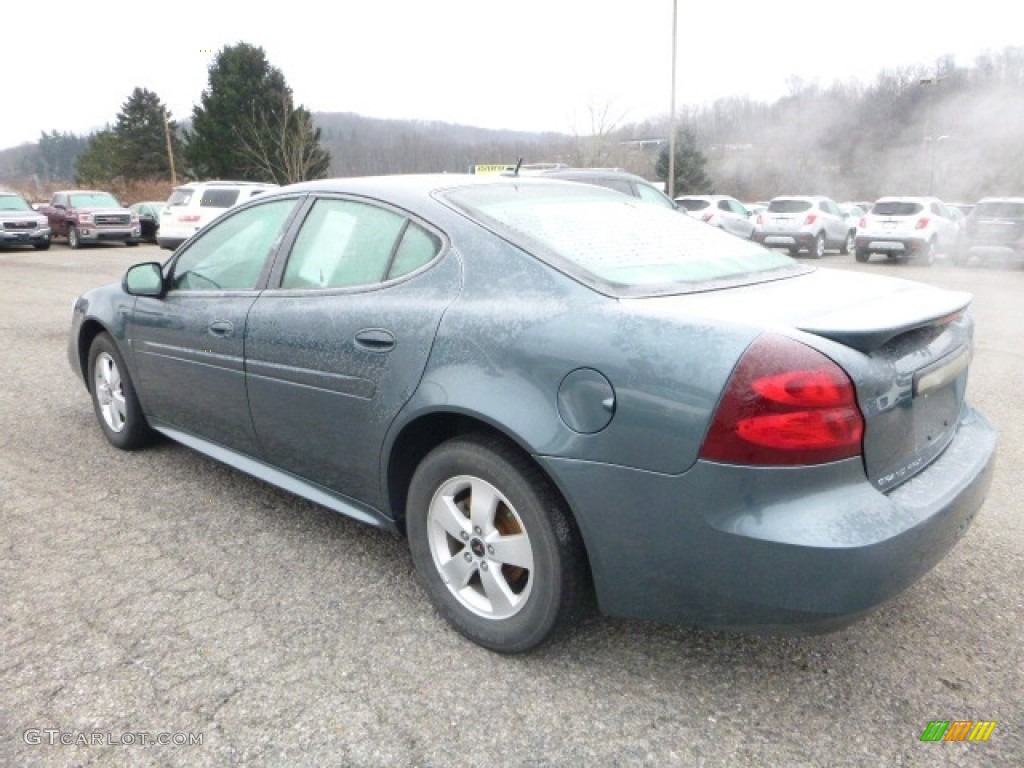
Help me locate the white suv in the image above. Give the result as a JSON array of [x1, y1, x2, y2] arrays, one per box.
[[753, 195, 855, 258], [675, 195, 755, 239], [157, 180, 279, 250], [855, 197, 959, 265]]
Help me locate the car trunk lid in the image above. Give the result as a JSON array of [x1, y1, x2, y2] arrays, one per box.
[[639, 268, 974, 491]]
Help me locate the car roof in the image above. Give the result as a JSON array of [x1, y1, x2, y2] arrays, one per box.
[[175, 180, 279, 188], [536, 168, 651, 183]]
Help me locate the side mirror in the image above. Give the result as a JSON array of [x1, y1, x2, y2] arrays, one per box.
[[123, 262, 165, 297]]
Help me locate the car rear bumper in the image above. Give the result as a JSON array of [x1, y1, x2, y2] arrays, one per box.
[[156, 235, 187, 251], [855, 234, 927, 255], [541, 404, 996, 632], [754, 231, 815, 249]]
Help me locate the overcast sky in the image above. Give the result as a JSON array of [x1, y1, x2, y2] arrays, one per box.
[[3, 0, 1018, 150]]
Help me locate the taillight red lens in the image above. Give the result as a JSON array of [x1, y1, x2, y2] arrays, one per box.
[[702, 212, 714, 223], [859, 217, 867, 228], [756, 214, 764, 225], [804, 214, 818, 226], [700, 334, 864, 465], [915, 217, 930, 230], [181, 214, 201, 222]]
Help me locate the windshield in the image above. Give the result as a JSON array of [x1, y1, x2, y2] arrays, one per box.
[[70, 192, 120, 208], [767, 199, 812, 213], [443, 183, 801, 297], [0, 194, 32, 211], [872, 201, 924, 216], [973, 201, 1024, 219]]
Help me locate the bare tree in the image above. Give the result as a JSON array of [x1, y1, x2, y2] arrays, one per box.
[[568, 100, 629, 168], [236, 92, 331, 184]]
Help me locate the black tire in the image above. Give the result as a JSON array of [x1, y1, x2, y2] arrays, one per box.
[[86, 333, 154, 450], [406, 434, 590, 653], [33, 240, 51, 251], [810, 231, 826, 258], [67, 225, 80, 249], [840, 230, 855, 255], [919, 238, 937, 266], [126, 241, 139, 247], [855, 248, 870, 263]]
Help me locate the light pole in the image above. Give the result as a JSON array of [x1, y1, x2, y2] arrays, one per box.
[[668, 0, 677, 199], [925, 135, 949, 196], [919, 73, 945, 195]]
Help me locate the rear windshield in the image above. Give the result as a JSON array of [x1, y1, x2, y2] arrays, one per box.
[[872, 201, 924, 216], [973, 201, 1024, 219], [200, 189, 241, 208], [442, 183, 802, 297], [676, 198, 710, 212], [0, 194, 32, 211], [767, 199, 812, 213]]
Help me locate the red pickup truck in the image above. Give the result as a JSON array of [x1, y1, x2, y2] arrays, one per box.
[[41, 190, 141, 248]]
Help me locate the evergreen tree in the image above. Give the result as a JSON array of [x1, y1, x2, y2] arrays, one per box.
[[185, 42, 321, 181], [114, 87, 180, 180], [31, 131, 88, 181], [656, 127, 713, 195], [74, 129, 119, 185]]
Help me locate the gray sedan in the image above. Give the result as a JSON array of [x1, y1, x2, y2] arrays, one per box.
[[67, 175, 996, 653]]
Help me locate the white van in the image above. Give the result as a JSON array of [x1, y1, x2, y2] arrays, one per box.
[[157, 180, 279, 250]]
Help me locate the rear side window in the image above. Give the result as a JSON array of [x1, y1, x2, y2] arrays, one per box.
[[200, 188, 241, 208], [768, 199, 812, 213], [872, 202, 924, 216], [166, 188, 193, 206], [677, 199, 710, 212], [282, 199, 440, 290]]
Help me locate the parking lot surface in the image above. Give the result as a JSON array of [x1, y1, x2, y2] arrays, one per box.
[[2, 243, 1021, 767]]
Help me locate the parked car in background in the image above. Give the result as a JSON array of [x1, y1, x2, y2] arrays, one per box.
[[675, 194, 755, 238], [68, 173, 995, 653], [534, 168, 677, 209], [158, 180, 279, 250], [855, 197, 959, 265], [753, 195, 854, 257], [40, 190, 140, 249], [839, 202, 867, 222], [954, 197, 1024, 266], [130, 202, 165, 244], [0, 190, 51, 250]]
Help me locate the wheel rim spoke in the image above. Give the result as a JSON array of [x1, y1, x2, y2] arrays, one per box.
[[487, 533, 533, 571], [434, 494, 471, 540], [468, 479, 499, 534], [478, 566, 517, 618], [439, 551, 476, 589]]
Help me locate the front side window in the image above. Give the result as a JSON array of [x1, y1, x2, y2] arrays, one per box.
[[170, 199, 297, 292], [635, 183, 675, 209], [281, 199, 440, 289]]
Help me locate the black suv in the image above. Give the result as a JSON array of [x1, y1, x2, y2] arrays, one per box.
[[535, 168, 678, 210], [954, 197, 1024, 266]]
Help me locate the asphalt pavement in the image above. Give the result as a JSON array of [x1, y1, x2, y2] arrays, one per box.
[[1, 243, 1021, 767]]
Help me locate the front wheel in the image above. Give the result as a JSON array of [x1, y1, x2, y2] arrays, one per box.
[[34, 239, 51, 251], [855, 248, 870, 263], [406, 435, 590, 653], [87, 333, 154, 450], [67, 225, 80, 249]]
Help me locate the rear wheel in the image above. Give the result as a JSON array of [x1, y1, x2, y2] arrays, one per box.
[[406, 435, 589, 653], [841, 230, 855, 255], [919, 238, 937, 266], [810, 232, 825, 259]]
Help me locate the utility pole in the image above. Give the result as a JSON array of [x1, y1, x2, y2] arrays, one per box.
[[668, 0, 677, 199], [164, 114, 177, 185]]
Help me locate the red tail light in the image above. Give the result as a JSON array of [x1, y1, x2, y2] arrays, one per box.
[[803, 214, 818, 226], [859, 217, 867, 228], [915, 217, 930, 230], [180, 214, 201, 222], [700, 334, 864, 466], [702, 212, 714, 223], [756, 214, 764, 226]]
